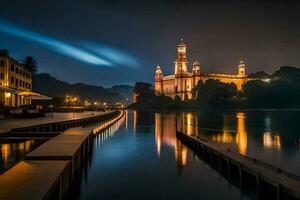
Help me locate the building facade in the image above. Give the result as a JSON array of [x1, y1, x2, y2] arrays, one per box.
[[154, 39, 252, 101], [0, 50, 32, 107]]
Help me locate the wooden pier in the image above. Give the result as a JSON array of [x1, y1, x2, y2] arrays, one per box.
[[176, 131, 300, 200]]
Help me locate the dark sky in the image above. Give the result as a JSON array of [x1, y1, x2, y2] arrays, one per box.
[[0, 0, 299, 87]]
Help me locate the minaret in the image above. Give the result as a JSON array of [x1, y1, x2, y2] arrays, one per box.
[[175, 38, 189, 101], [238, 59, 246, 77], [154, 64, 163, 95], [192, 61, 201, 88], [175, 38, 188, 75], [192, 61, 200, 75]]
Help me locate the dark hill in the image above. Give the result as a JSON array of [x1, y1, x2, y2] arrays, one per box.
[[109, 85, 133, 102], [32, 73, 127, 102]]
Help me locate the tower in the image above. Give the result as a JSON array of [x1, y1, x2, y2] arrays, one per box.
[[192, 61, 200, 75], [192, 61, 201, 88], [175, 38, 189, 101], [238, 59, 246, 77], [154, 64, 163, 94], [175, 38, 188, 75]]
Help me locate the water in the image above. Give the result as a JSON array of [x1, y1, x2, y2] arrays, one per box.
[[0, 139, 46, 173], [173, 110, 300, 176], [71, 110, 300, 200]]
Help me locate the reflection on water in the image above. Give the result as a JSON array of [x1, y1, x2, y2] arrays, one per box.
[[236, 112, 247, 155], [158, 110, 300, 176], [95, 112, 126, 148], [73, 110, 255, 200], [0, 139, 45, 172], [263, 132, 281, 149], [70, 110, 300, 200], [155, 113, 187, 167]]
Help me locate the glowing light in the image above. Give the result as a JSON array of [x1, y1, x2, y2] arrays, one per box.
[[0, 19, 112, 66], [263, 132, 281, 149], [236, 112, 247, 155], [83, 42, 139, 69], [262, 78, 271, 83], [5, 92, 11, 98]]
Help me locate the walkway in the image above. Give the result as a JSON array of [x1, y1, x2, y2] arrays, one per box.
[[0, 111, 110, 134]]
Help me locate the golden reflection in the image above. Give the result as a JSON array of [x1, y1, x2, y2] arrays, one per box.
[[155, 113, 187, 166], [155, 113, 162, 157], [125, 110, 128, 130], [236, 112, 247, 155], [94, 114, 125, 147], [133, 110, 137, 133], [212, 132, 234, 143], [212, 115, 234, 143], [186, 113, 193, 135], [1, 144, 10, 168], [263, 132, 281, 149], [180, 112, 198, 136]]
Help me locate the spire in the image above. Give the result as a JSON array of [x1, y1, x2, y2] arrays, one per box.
[[240, 58, 244, 65], [155, 64, 163, 79], [178, 38, 186, 47]]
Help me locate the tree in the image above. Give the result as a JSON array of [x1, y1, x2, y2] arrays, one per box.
[[23, 56, 38, 73], [242, 80, 267, 104], [273, 66, 300, 80], [248, 71, 270, 79], [195, 79, 237, 103], [174, 95, 181, 102]]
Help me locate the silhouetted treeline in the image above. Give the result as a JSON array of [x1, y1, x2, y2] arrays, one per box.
[[242, 66, 300, 108], [131, 82, 173, 110]]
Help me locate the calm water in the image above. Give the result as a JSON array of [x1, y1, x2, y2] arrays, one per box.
[[70, 109, 300, 200], [0, 139, 46, 172]]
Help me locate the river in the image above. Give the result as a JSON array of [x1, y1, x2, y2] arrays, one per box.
[[68, 110, 300, 199]]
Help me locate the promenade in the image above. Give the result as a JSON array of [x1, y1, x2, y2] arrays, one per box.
[[0, 110, 125, 200], [0, 111, 110, 134]]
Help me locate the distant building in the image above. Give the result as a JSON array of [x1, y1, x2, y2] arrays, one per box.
[[154, 39, 253, 101], [0, 50, 33, 107]]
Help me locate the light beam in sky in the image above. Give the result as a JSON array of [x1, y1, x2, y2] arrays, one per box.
[[0, 19, 112, 67], [83, 42, 139, 69]]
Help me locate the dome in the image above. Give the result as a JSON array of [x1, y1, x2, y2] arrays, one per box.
[[193, 61, 200, 66], [155, 64, 163, 77]]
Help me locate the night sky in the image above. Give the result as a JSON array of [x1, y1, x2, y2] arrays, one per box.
[[0, 0, 299, 87]]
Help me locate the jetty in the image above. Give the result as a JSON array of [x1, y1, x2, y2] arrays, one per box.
[[176, 131, 300, 200]]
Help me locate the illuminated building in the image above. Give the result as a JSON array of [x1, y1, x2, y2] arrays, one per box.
[[0, 50, 32, 107], [154, 38, 253, 101]]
